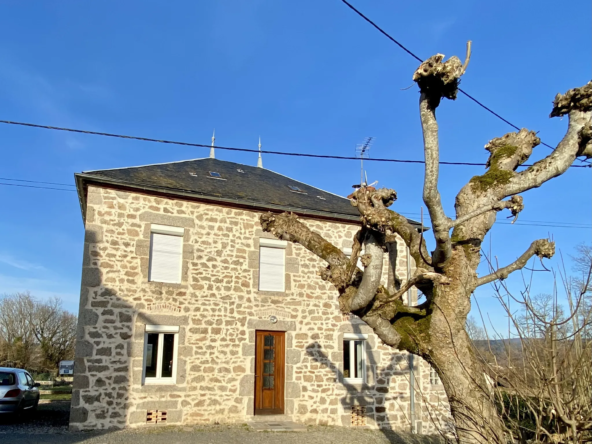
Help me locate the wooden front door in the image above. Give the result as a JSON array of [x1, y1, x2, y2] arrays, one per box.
[[254, 331, 285, 415]]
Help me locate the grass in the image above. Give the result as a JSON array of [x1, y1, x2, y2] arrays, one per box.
[[41, 386, 72, 392], [40, 393, 72, 401]]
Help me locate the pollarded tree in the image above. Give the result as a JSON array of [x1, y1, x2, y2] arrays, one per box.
[[260, 48, 592, 444]]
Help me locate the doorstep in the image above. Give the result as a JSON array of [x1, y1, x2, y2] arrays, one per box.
[[248, 420, 307, 432]]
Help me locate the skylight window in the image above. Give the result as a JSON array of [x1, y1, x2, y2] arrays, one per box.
[[316, 196, 326, 200], [207, 171, 226, 181], [189, 172, 197, 177], [289, 185, 302, 192], [237, 169, 245, 173]]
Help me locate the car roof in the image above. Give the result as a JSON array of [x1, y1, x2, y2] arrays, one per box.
[[0, 367, 26, 373]]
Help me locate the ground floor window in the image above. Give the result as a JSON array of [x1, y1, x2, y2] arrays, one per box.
[[430, 366, 441, 385], [343, 333, 367, 383], [143, 325, 179, 384]]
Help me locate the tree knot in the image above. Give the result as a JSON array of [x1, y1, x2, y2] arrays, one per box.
[[534, 239, 555, 259], [413, 47, 470, 107], [485, 129, 540, 170], [550, 81, 592, 117]]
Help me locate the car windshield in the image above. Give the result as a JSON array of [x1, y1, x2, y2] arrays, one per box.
[[0, 372, 16, 385]]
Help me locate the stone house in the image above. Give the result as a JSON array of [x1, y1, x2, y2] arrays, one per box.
[[71, 156, 450, 433]]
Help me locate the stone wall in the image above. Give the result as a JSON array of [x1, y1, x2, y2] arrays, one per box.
[[71, 185, 450, 433]]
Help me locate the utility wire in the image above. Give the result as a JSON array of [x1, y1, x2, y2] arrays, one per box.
[[339, 0, 589, 161], [0, 182, 75, 192], [0, 177, 75, 187], [1, 179, 589, 229], [0, 120, 589, 169]]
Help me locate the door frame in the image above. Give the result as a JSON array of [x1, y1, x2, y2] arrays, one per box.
[[254, 330, 285, 415]]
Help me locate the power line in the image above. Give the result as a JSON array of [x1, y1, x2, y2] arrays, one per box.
[[0, 178, 588, 229], [0, 120, 589, 169], [0, 182, 75, 192], [0, 177, 75, 187], [339, 0, 590, 162]]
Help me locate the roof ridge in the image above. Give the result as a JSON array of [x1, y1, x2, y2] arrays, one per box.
[[83, 157, 254, 174]]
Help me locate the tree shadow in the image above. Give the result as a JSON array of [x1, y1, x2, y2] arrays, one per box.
[[305, 319, 445, 444]]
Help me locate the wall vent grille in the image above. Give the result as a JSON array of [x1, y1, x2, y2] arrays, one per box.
[[146, 410, 167, 424], [351, 406, 366, 426]]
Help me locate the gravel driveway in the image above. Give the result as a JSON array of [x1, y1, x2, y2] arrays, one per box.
[[0, 402, 445, 444]]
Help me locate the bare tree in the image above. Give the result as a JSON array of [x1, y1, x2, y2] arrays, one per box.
[[0, 292, 38, 368], [32, 297, 77, 373], [259, 47, 592, 443], [480, 252, 592, 443], [0, 292, 76, 373]]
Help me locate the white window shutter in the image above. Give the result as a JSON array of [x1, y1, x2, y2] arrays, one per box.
[[259, 246, 285, 291], [149, 233, 183, 283]]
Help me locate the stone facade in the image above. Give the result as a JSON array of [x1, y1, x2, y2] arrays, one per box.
[[71, 185, 451, 433]]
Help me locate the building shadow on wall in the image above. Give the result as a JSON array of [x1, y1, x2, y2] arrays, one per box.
[[305, 321, 444, 444], [67, 277, 188, 442]]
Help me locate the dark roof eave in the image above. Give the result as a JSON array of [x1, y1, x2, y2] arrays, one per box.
[[75, 174, 369, 225]]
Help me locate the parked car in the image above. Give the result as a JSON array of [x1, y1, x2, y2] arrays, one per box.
[[0, 367, 40, 414]]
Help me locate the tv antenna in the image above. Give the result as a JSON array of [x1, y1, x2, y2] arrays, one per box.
[[355, 137, 373, 187]]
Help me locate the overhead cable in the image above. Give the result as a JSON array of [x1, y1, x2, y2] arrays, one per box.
[[0, 120, 589, 169]]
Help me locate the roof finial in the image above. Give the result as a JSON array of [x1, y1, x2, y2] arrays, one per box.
[[257, 136, 263, 168], [209, 130, 216, 159]]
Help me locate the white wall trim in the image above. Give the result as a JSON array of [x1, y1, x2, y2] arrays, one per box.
[[150, 224, 184, 236], [259, 238, 288, 248]]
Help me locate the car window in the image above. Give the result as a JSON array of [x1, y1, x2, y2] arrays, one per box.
[[25, 373, 34, 386], [18, 372, 28, 385], [0, 372, 15, 385]]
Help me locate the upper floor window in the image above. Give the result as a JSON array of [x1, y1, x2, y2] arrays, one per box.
[[143, 325, 179, 385], [259, 238, 287, 292], [343, 333, 367, 383], [149, 224, 184, 284]]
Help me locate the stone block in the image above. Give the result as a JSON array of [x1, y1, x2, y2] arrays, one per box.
[[85, 224, 103, 243], [69, 407, 89, 423], [81, 268, 102, 288], [136, 400, 179, 410], [165, 409, 183, 423], [238, 375, 254, 396], [73, 374, 89, 390], [139, 211, 195, 228], [241, 343, 254, 357], [286, 349, 301, 365], [75, 340, 94, 358], [285, 382, 301, 399], [129, 410, 147, 424]]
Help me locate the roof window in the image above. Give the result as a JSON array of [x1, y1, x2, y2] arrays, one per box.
[[237, 169, 245, 173], [288, 185, 305, 193], [207, 171, 226, 180], [189, 172, 197, 177], [316, 196, 326, 200]]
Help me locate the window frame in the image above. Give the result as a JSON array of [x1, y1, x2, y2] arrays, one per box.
[[343, 333, 368, 383], [148, 224, 184, 284], [342, 247, 365, 270], [258, 238, 287, 292], [142, 325, 180, 385], [430, 366, 442, 385]]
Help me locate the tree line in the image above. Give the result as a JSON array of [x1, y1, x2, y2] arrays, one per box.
[[0, 292, 76, 375]]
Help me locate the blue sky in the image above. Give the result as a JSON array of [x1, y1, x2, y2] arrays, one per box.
[[0, 1, 590, 332]]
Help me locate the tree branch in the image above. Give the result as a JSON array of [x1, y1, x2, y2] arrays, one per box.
[[450, 195, 524, 228], [501, 82, 592, 198], [413, 52, 470, 269], [475, 239, 555, 288], [349, 233, 384, 311], [349, 186, 432, 270], [419, 93, 453, 269]]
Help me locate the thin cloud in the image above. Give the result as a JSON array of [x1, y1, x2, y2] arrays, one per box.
[[0, 254, 46, 271]]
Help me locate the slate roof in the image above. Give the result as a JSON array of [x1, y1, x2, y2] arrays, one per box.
[[75, 158, 421, 227]]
